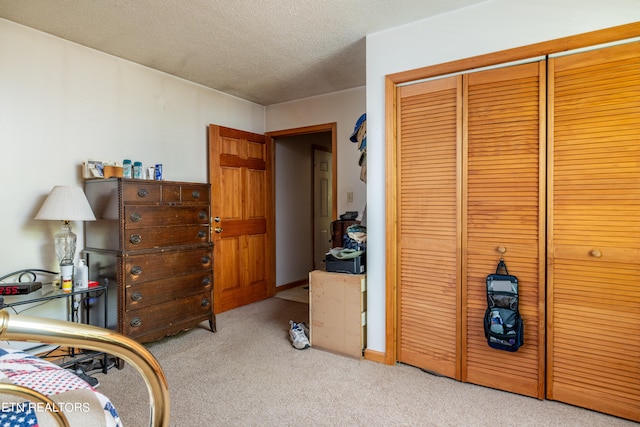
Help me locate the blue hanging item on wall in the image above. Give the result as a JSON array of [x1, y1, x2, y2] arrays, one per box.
[[350, 113, 367, 151]]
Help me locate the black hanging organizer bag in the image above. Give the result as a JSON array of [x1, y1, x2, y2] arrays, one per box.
[[483, 259, 524, 352]]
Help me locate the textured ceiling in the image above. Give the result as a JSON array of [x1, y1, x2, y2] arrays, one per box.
[[0, 0, 485, 105]]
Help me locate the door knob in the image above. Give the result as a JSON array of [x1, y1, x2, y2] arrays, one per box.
[[589, 249, 602, 258], [215, 227, 223, 233]]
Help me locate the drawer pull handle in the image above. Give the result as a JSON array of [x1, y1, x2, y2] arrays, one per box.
[[130, 265, 143, 275], [201, 256, 211, 265], [130, 212, 142, 222], [198, 230, 207, 238], [192, 190, 200, 199], [198, 211, 208, 220], [137, 188, 149, 198], [131, 292, 143, 301], [201, 298, 210, 307], [130, 234, 142, 244], [590, 249, 602, 258], [130, 317, 142, 327], [202, 277, 212, 286]]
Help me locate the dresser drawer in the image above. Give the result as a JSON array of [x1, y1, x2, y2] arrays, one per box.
[[124, 247, 212, 284], [125, 225, 210, 250], [123, 291, 212, 338], [124, 205, 209, 228], [162, 184, 210, 204], [125, 271, 212, 310], [122, 182, 161, 203]]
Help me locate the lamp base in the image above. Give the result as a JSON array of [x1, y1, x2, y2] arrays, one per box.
[[54, 221, 77, 265]]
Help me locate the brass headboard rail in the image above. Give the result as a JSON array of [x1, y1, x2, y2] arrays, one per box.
[[0, 310, 170, 427]]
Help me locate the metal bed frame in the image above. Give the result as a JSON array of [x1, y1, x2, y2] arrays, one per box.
[[0, 269, 169, 426]]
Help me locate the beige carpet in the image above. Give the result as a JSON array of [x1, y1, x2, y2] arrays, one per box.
[[94, 297, 635, 426], [274, 284, 309, 304]]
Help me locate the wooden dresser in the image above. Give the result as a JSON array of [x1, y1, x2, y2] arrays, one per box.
[[84, 178, 215, 343]]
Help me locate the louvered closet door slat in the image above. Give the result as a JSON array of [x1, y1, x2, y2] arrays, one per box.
[[548, 41, 640, 422], [397, 76, 461, 378], [464, 61, 545, 399]]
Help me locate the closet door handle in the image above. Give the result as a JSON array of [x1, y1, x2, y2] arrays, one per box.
[[590, 249, 602, 258]]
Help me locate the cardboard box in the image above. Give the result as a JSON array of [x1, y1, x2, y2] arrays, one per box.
[[309, 270, 366, 359]]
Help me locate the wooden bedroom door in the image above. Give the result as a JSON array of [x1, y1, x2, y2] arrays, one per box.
[[395, 75, 462, 379], [462, 61, 546, 399], [547, 41, 640, 422], [208, 125, 275, 313]]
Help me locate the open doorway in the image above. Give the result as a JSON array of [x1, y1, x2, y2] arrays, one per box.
[[267, 124, 337, 292]]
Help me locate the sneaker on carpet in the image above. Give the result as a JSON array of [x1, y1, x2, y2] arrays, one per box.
[[289, 320, 310, 350], [298, 321, 310, 338]]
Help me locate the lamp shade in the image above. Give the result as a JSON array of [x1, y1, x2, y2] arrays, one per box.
[[35, 186, 96, 221]]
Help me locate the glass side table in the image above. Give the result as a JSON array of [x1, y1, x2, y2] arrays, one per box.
[[0, 275, 110, 374]]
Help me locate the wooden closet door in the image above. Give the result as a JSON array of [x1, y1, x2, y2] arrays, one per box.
[[463, 62, 546, 399], [396, 76, 462, 378], [547, 41, 640, 422]]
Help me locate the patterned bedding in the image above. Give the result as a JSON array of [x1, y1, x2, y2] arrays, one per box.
[[0, 348, 122, 427]]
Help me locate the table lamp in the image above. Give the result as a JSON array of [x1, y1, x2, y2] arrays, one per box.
[[35, 186, 96, 266]]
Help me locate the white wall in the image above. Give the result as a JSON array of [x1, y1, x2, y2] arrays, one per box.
[[275, 136, 314, 286], [365, 0, 640, 353], [266, 87, 367, 219], [0, 19, 265, 274]]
